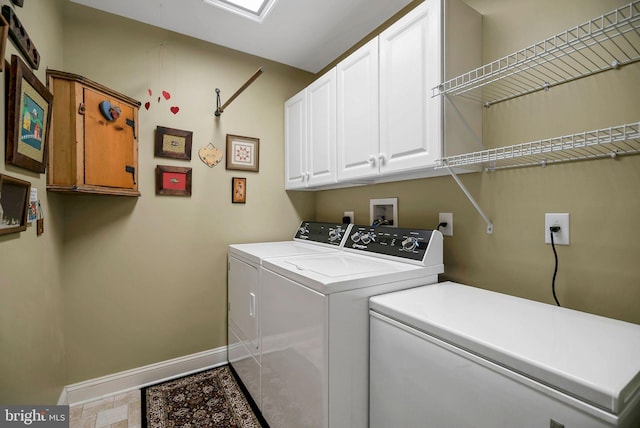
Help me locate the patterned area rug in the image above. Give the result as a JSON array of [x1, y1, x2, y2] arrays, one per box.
[[143, 365, 264, 428]]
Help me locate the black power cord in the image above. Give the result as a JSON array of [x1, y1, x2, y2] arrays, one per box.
[[550, 226, 561, 307]]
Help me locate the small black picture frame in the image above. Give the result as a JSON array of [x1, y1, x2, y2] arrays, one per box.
[[231, 177, 246, 204], [0, 173, 31, 236]]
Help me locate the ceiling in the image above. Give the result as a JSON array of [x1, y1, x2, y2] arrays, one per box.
[[68, 0, 414, 73]]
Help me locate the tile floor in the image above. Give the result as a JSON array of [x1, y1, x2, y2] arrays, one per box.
[[69, 390, 141, 428]]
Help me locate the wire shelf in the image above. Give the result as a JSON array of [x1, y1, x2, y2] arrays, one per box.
[[432, 1, 640, 106], [436, 122, 640, 171]]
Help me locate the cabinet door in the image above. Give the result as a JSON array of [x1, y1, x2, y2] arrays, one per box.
[[337, 38, 379, 181], [83, 88, 136, 189], [379, 0, 442, 176], [284, 89, 307, 189], [306, 68, 337, 187]]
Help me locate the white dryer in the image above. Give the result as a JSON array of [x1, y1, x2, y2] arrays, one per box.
[[369, 282, 640, 428], [259, 225, 444, 428], [227, 221, 351, 409]]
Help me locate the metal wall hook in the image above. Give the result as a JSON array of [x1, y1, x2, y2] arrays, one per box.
[[215, 88, 222, 116]]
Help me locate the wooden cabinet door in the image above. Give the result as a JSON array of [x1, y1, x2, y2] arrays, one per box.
[[379, 0, 442, 176], [83, 88, 136, 189], [336, 38, 379, 181]]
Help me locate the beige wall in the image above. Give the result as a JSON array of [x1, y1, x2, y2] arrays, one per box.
[[0, 0, 66, 404], [1, 0, 638, 405], [58, 3, 314, 384], [316, 0, 640, 324], [1, 0, 314, 403]]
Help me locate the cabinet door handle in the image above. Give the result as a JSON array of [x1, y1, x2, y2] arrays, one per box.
[[378, 153, 386, 165], [249, 292, 256, 318], [368, 154, 376, 165]]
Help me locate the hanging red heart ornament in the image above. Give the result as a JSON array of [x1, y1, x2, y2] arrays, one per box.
[[144, 101, 150, 110], [162, 91, 171, 100], [170, 106, 180, 114], [148, 89, 152, 96]]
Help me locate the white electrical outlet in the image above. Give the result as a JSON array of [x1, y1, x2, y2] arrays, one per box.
[[439, 212, 453, 237], [545, 213, 570, 245], [344, 211, 354, 224]]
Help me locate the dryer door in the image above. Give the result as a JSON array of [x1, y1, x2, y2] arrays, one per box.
[[228, 256, 259, 352]]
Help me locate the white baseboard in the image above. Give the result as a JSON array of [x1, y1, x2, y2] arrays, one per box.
[[58, 346, 228, 406]]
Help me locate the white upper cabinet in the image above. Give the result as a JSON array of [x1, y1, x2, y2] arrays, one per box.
[[379, 0, 442, 175], [285, 69, 337, 189], [336, 38, 380, 181], [284, 89, 307, 189], [285, 0, 482, 190], [307, 69, 337, 187]]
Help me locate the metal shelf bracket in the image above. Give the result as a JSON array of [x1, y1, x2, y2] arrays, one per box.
[[444, 165, 493, 234]]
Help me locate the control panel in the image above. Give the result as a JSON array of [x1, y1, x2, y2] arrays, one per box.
[[294, 221, 351, 246], [344, 225, 434, 262]]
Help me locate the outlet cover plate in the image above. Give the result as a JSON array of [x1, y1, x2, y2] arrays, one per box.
[[439, 212, 453, 236], [343, 211, 354, 224], [545, 213, 569, 245]]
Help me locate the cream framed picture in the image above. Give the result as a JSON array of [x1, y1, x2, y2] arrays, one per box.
[[226, 134, 259, 172]]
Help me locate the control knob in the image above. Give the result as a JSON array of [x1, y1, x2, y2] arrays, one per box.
[[361, 232, 375, 245], [329, 228, 342, 242], [351, 231, 361, 243], [401, 237, 418, 251]]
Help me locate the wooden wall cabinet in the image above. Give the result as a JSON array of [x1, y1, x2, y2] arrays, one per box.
[[46, 70, 141, 196]]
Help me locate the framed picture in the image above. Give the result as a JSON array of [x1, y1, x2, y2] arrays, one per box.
[[231, 177, 246, 204], [0, 14, 8, 72], [0, 173, 31, 236], [5, 55, 53, 173], [155, 165, 192, 196], [154, 126, 192, 160], [226, 134, 259, 172]]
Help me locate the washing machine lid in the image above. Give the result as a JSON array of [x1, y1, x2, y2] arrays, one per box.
[[369, 282, 640, 415], [228, 221, 351, 265], [229, 241, 336, 265], [262, 251, 443, 294]]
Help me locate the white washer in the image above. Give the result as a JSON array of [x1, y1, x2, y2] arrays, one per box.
[[227, 221, 351, 409], [259, 225, 444, 428], [369, 282, 640, 428]]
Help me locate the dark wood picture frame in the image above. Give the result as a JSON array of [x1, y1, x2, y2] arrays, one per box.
[[231, 177, 246, 204], [0, 14, 8, 72], [5, 55, 53, 173], [155, 165, 192, 196], [0, 173, 31, 236], [154, 126, 193, 160], [226, 134, 259, 172]]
